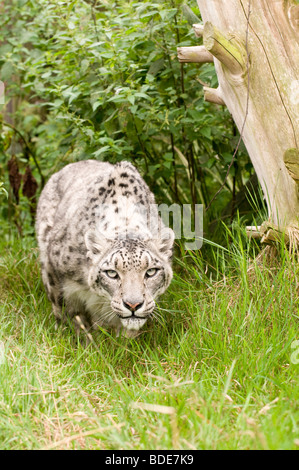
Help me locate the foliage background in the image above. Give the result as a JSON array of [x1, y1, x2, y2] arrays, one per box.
[[0, 0, 259, 241]]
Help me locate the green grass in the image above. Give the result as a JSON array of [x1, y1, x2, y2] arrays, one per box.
[[0, 230, 298, 450]]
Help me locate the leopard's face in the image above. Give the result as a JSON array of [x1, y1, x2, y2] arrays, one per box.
[[86, 235, 173, 332]]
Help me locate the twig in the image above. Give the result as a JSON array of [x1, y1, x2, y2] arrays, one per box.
[[91, 0, 99, 42], [75, 315, 94, 346], [3, 121, 45, 187], [170, 132, 179, 201], [43, 424, 124, 450], [17, 388, 78, 396]]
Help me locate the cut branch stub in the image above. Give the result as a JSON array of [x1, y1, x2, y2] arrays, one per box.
[[203, 86, 225, 105], [192, 23, 204, 37], [283, 148, 299, 182], [260, 222, 290, 246], [284, 148, 299, 199], [246, 222, 291, 246], [246, 225, 261, 239], [203, 21, 246, 75], [288, 5, 299, 31], [177, 46, 214, 63]]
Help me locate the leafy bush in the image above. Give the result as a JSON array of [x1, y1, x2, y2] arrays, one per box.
[[0, 0, 254, 238]]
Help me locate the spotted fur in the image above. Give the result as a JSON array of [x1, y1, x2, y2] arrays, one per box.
[[36, 160, 174, 338]]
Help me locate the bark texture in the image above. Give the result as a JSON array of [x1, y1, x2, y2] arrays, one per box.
[[195, 0, 299, 229]]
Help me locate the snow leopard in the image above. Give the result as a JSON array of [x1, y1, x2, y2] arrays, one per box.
[[35, 160, 174, 338]]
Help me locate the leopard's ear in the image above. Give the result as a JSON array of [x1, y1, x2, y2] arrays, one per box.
[[156, 227, 175, 260], [85, 229, 109, 255]]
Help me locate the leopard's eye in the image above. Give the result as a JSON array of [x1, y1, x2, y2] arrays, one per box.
[[105, 270, 119, 279], [146, 268, 159, 277]]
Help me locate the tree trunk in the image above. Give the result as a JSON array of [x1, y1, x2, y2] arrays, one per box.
[[187, 0, 299, 235]]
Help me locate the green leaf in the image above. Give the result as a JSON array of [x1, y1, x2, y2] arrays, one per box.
[[127, 95, 135, 105], [93, 146, 111, 157], [1, 62, 13, 80], [80, 59, 90, 74], [200, 127, 212, 139]]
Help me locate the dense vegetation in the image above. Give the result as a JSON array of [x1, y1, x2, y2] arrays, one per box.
[[0, 0, 257, 238], [0, 0, 298, 450]]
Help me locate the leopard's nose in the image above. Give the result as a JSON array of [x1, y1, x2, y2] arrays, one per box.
[[123, 300, 144, 312]]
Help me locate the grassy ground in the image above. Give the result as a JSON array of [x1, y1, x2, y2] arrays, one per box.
[[0, 230, 298, 450]]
